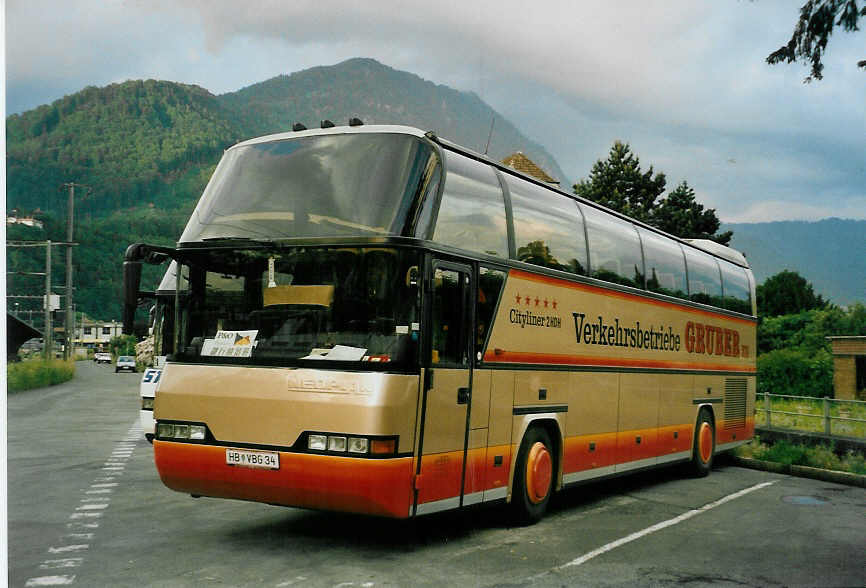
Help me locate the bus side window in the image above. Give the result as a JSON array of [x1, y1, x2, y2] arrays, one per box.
[[684, 247, 723, 307], [639, 228, 688, 300], [719, 261, 752, 315], [432, 151, 508, 258], [476, 267, 506, 358], [507, 176, 588, 275], [581, 205, 644, 288], [431, 268, 468, 365]]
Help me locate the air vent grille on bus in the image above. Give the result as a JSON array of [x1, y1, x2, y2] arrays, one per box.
[[723, 378, 747, 430]]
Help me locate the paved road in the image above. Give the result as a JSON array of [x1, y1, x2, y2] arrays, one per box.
[[8, 361, 866, 587]]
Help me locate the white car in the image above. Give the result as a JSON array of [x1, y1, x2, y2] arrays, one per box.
[[140, 356, 167, 442], [94, 352, 112, 364], [115, 356, 137, 373]]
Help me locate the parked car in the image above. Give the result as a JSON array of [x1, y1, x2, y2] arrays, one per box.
[[115, 356, 137, 373], [94, 352, 112, 364]]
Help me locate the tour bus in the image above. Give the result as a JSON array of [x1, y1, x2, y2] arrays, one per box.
[[123, 123, 755, 523], [139, 262, 177, 442]]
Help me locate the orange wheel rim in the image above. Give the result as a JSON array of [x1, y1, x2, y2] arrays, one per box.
[[526, 442, 552, 504], [698, 422, 713, 463]]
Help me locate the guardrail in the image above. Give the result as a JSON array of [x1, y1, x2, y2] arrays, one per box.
[[757, 393, 866, 439]]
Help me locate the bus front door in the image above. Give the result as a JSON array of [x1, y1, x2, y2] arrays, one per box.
[[414, 262, 474, 516]]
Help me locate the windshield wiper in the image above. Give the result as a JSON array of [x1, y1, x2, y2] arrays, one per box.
[[201, 236, 272, 242]]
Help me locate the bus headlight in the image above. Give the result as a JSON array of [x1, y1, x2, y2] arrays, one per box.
[[347, 437, 368, 454], [308, 434, 327, 450], [305, 433, 395, 456], [328, 436, 347, 452], [156, 421, 209, 441]]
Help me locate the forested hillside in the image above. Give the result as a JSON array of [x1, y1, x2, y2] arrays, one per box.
[[5, 59, 565, 321], [724, 219, 865, 306], [6, 80, 239, 218]]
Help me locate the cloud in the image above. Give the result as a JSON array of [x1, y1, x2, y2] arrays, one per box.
[[5, 0, 864, 222]]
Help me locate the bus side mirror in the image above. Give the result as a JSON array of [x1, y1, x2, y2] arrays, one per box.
[[122, 259, 142, 335], [406, 266, 420, 288]]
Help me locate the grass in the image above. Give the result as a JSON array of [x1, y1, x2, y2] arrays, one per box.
[[735, 436, 866, 476], [756, 394, 866, 438], [7, 359, 76, 393]]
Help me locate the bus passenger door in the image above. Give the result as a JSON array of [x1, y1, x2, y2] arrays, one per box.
[[414, 262, 473, 516]]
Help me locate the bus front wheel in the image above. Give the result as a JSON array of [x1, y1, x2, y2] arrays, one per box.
[[690, 409, 715, 477], [512, 426, 554, 525]]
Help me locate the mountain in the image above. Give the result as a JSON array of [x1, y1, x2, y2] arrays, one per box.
[[219, 58, 567, 182], [5, 59, 566, 321], [723, 219, 865, 306]]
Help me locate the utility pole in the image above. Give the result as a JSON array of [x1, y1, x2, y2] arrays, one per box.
[[60, 182, 87, 360], [8, 240, 78, 358], [45, 240, 53, 360]]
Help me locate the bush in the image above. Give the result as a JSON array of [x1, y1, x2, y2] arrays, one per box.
[[739, 437, 866, 475], [8, 359, 76, 393], [757, 348, 833, 398]]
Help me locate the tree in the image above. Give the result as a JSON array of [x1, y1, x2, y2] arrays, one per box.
[[574, 141, 666, 224], [574, 142, 731, 244], [767, 0, 866, 82], [756, 270, 828, 318], [652, 181, 732, 246], [109, 334, 138, 358]]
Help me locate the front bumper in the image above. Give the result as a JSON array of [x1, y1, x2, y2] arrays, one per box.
[[154, 441, 415, 518]]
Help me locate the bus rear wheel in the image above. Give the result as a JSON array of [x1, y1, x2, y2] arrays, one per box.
[[689, 409, 715, 477], [512, 426, 554, 525]]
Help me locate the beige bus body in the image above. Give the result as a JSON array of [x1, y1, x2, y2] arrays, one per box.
[[155, 267, 755, 518], [146, 124, 755, 521]]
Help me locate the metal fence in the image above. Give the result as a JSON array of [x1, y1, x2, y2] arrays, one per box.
[[757, 393, 866, 438]]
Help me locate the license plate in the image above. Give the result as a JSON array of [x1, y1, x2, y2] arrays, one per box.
[[225, 448, 279, 470]]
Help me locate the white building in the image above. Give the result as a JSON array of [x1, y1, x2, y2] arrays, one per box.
[[74, 319, 124, 350]]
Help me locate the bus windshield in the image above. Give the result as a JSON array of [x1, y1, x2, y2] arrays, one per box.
[[173, 247, 420, 368], [179, 133, 438, 242]]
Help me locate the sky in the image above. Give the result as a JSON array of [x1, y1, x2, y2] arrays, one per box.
[[4, 0, 865, 223]]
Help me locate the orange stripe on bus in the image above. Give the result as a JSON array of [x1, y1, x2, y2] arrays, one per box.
[[509, 269, 756, 325], [561, 418, 754, 476], [154, 441, 414, 518], [483, 350, 756, 373]]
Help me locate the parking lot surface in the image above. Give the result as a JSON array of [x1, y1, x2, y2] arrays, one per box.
[[8, 361, 866, 587]]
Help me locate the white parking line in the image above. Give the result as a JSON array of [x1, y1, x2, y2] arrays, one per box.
[[47, 545, 88, 554], [25, 422, 141, 587], [558, 481, 777, 570], [25, 575, 76, 586], [39, 559, 83, 570]]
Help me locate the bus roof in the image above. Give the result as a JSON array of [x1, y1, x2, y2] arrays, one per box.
[[227, 124, 749, 269], [230, 124, 427, 151]]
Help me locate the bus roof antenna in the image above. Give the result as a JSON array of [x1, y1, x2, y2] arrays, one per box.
[[349, 117, 363, 126], [292, 122, 307, 132], [321, 119, 335, 129], [484, 116, 496, 155]]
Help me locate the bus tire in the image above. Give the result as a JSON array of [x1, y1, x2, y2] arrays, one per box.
[[690, 409, 715, 477], [511, 426, 555, 525]]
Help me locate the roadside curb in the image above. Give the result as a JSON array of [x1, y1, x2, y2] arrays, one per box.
[[730, 456, 866, 488]]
